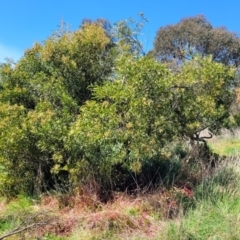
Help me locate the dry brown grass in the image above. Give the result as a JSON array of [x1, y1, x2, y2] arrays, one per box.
[[6, 186, 191, 239], [60, 187, 194, 238]]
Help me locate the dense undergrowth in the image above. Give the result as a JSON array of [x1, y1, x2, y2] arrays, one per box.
[[1, 135, 240, 239]]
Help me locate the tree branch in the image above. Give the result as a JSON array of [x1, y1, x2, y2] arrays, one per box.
[[0, 222, 48, 240]]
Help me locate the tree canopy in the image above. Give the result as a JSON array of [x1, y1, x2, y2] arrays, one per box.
[[153, 15, 240, 67], [0, 20, 115, 195]]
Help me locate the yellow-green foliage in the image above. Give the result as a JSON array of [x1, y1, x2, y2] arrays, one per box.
[[66, 55, 236, 189], [0, 21, 114, 196], [0, 17, 237, 197]]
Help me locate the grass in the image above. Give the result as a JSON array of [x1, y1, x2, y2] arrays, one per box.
[[208, 128, 240, 156], [208, 139, 240, 156], [0, 195, 34, 234], [160, 157, 240, 240]]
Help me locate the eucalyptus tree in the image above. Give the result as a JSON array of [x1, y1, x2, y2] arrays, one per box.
[[153, 15, 240, 67]]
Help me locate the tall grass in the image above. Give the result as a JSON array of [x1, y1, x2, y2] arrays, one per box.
[[160, 156, 240, 240]]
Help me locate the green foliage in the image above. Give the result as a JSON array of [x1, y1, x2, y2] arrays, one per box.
[[153, 15, 240, 67], [66, 54, 235, 192], [0, 16, 238, 198], [0, 20, 114, 196], [0, 21, 114, 107], [171, 56, 236, 137], [112, 13, 148, 56], [66, 56, 176, 190]]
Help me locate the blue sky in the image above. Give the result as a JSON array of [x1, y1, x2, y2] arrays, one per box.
[[1, 0, 240, 62]]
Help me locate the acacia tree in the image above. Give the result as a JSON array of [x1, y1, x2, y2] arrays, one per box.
[[66, 56, 175, 189], [153, 15, 240, 67], [0, 20, 115, 195], [66, 54, 236, 192], [170, 56, 236, 140], [153, 15, 240, 140]]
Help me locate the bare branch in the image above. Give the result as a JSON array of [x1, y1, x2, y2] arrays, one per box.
[[0, 222, 48, 240]]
